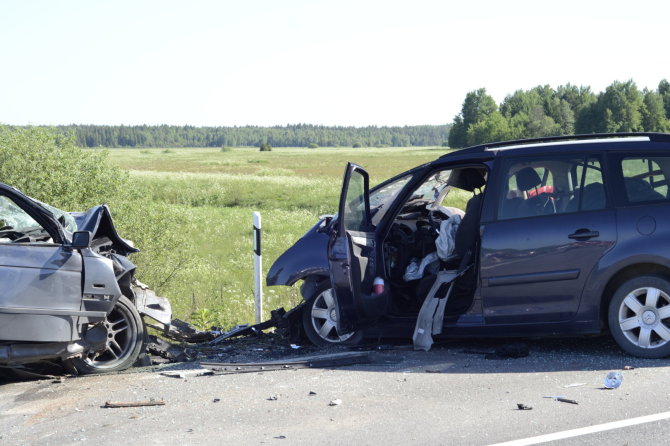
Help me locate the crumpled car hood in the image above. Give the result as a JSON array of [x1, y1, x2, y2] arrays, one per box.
[[71, 205, 139, 256]]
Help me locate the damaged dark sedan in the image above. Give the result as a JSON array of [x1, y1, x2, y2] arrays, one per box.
[[269, 133, 670, 358], [0, 182, 171, 373]]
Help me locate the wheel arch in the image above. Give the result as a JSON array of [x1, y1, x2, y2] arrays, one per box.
[[599, 263, 670, 329], [299, 273, 330, 302]]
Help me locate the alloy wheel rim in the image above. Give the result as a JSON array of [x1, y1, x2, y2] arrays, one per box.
[[618, 286, 670, 349], [84, 303, 137, 368], [311, 289, 355, 343]]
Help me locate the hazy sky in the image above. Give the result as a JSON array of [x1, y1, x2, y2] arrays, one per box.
[[0, 0, 668, 127]]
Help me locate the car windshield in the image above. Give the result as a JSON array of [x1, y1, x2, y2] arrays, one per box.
[[369, 174, 411, 225], [0, 196, 42, 233], [37, 201, 78, 233]]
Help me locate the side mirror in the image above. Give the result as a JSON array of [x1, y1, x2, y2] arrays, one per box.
[[71, 231, 92, 249]]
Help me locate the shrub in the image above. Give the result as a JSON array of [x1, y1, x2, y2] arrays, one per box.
[[259, 142, 272, 151], [221, 146, 233, 152], [308, 143, 319, 149], [0, 126, 127, 209], [352, 142, 362, 148], [0, 126, 193, 294]]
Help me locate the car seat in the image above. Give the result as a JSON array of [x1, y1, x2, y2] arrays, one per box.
[[515, 167, 554, 217]]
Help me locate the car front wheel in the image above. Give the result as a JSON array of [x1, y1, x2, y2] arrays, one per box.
[[67, 295, 146, 374], [302, 284, 363, 346], [608, 276, 670, 358]]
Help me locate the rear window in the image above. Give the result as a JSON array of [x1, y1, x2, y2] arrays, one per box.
[[621, 156, 670, 203]]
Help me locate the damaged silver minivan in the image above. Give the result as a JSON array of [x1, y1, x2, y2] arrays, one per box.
[[0, 182, 171, 374]]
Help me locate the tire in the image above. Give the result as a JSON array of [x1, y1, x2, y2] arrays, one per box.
[[68, 296, 146, 374], [302, 283, 364, 346], [608, 276, 670, 358]]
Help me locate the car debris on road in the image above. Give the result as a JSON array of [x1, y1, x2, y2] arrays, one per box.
[[103, 399, 166, 408]]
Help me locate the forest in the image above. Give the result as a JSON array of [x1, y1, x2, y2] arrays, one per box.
[[49, 124, 451, 148], [12, 80, 670, 150], [448, 79, 670, 148]]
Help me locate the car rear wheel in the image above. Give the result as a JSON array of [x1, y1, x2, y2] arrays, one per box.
[[608, 276, 670, 358], [67, 296, 145, 374], [302, 283, 363, 346]]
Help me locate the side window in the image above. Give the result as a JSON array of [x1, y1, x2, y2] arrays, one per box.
[[498, 155, 605, 220], [621, 156, 669, 203], [569, 157, 606, 212], [0, 195, 51, 243], [342, 169, 370, 232]]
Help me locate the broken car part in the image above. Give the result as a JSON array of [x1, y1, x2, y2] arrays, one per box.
[[543, 396, 579, 405], [103, 399, 166, 408], [201, 351, 376, 374], [0, 183, 172, 374]]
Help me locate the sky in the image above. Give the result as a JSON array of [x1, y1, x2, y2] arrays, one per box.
[[0, 0, 668, 127]]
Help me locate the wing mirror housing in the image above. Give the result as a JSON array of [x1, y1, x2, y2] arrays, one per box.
[[71, 231, 92, 249]]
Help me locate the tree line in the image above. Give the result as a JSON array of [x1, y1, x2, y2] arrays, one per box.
[[448, 80, 670, 148], [44, 124, 451, 148]]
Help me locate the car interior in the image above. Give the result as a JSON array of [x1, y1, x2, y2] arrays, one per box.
[[381, 166, 487, 316]]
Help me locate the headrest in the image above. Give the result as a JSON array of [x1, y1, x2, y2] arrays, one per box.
[[516, 167, 542, 191], [448, 168, 486, 192]]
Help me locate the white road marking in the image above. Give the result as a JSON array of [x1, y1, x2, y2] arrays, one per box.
[[490, 411, 670, 446]]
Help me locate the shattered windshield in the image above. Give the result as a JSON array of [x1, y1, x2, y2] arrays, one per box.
[[0, 195, 54, 243], [0, 196, 41, 232], [37, 201, 78, 233], [406, 171, 450, 204], [369, 174, 411, 225]]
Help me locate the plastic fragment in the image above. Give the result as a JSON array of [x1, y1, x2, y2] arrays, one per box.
[[603, 371, 623, 389]]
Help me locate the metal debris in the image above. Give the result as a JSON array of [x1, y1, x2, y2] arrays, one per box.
[[209, 324, 254, 345], [516, 403, 532, 410], [329, 399, 342, 406], [146, 335, 197, 363], [543, 396, 578, 405], [209, 307, 302, 345], [201, 351, 376, 375], [462, 343, 529, 359], [165, 319, 217, 343], [160, 369, 213, 379], [103, 399, 166, 408]]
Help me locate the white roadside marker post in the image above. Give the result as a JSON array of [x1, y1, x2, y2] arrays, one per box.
[[253, 212, 263, 324]]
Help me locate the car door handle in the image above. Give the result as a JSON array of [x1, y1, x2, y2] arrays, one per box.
[[568, 229, 599, 240]]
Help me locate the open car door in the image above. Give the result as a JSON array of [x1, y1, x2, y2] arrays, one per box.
[[328, 162, 380, 334]]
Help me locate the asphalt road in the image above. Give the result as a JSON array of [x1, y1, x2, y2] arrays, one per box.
[[2, 337, 670, 446]]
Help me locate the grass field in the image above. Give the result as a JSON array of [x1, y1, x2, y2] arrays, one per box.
[[107, 146, 446, 329]]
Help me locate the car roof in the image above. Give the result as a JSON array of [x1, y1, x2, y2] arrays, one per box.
[[439, 132, 670, 160]]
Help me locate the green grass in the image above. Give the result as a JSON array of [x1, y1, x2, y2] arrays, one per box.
[[106, 146, 446, 329]]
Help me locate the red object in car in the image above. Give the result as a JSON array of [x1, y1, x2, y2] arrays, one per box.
[[527, 185, 554, 197]]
